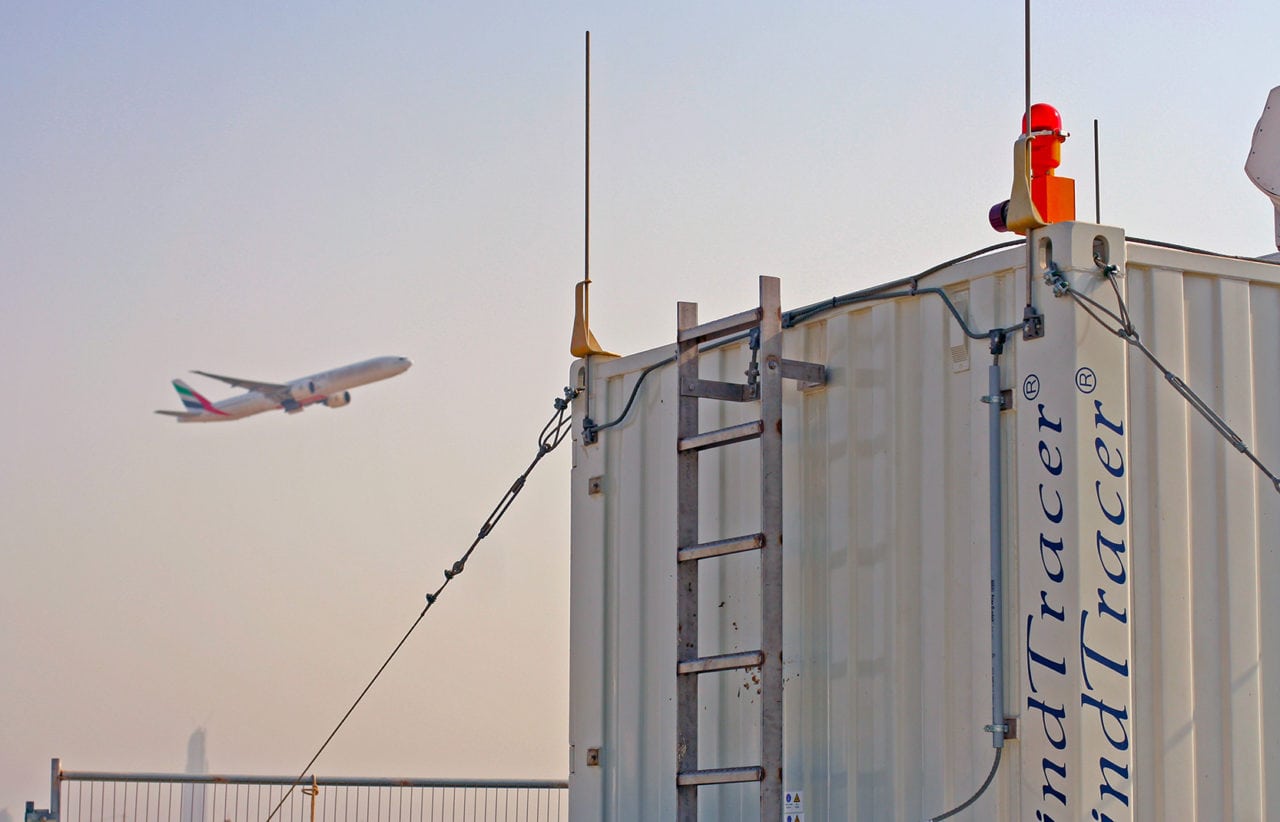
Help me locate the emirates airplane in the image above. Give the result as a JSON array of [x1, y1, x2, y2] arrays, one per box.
[[155, 356, 412, 422]]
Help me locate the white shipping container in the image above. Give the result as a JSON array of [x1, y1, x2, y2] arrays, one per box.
[[567, 222, 1280, 821]]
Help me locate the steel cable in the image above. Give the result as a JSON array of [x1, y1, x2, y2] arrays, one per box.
[[1047, 262, 1280, 494], [265, 387, 578, 822]]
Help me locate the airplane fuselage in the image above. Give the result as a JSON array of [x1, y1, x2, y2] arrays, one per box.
[[158, 356, 412, 422]]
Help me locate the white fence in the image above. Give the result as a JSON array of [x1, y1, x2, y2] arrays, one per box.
[[38, 762, 567, 822]]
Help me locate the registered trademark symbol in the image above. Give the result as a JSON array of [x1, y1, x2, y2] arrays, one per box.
[[1076, 367, 1097, 394], [1022, 374, 1041, 401]]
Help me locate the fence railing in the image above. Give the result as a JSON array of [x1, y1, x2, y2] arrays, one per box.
[[38, 761, 567, 822]]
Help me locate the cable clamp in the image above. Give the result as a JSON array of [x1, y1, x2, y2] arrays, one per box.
[[424, 593, 437, 605], [555, 386, 578, 411], [983, 723, 1009, 734], [1043, 264, 1071, 297], [980, 393, 1010, 411], [1093, 255, 1120, 279]]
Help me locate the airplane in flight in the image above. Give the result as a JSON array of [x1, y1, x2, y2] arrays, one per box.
[[155, 356, 412, 422]]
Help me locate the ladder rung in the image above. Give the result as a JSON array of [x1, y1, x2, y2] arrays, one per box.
[[677, 766, 765, 787], [678, 420, 763, 452], [677, 307, 762, 344], [678, 650, 765, 676], [678, 533, 764, 563]]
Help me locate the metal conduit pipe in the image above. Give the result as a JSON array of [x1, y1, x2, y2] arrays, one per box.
[[986, 354, 1007, 751], [928, 344, 1008, 821]]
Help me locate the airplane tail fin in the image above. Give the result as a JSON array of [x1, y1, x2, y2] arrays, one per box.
[[173, 379, 212, 413], [155, 378, 230, 421]]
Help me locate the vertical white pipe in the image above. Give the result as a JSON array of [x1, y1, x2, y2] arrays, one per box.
[[988, 361, 1006, 749]]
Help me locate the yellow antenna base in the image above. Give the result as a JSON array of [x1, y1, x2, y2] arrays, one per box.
[[570, 280, 618, 358], [1006, 135, 1048, 235]]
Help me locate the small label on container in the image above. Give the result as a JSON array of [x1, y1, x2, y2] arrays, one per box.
[[784, 790, 803, 815]]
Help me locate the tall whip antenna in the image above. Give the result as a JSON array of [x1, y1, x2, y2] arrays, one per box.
[[1094, 118, 1102, 223], [1024, 0, 1032, 142], [1024, 0, 1033, 309], [569, 30, 615, 360], [585, 30, 591, 286]]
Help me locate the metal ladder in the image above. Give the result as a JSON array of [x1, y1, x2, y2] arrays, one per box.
[[675, 275, 825, 820]]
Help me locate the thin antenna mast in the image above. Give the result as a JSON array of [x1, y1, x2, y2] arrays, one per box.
[[569, 30, 615, 362], [1094, 118, 1101, 223], [1024, 0, 1032, 141], [585, 30, 591, 286], [1024, 0, 1034, 308]]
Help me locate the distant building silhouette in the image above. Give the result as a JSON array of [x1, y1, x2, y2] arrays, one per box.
[[180, 727, 208, 822]]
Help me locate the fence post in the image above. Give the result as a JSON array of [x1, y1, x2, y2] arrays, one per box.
[[303, 775, 318, 822], [50, 759, 60, 821]]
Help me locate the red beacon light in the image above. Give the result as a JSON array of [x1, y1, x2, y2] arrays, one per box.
[[990, 103, 1076, 233], [1024, 103, 1065, 176]]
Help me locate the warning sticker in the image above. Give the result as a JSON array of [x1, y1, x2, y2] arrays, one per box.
[[784, 790, 804, 817]]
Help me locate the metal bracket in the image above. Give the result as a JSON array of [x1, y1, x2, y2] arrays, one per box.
[[983, 718, 1018, 739], [980, 390, 1011, 411], [1022, 304, 1045, 340], [780, 359, 827, 390]]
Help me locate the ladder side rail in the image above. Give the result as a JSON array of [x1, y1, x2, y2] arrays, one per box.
[[757, 275, 785, 818], [676, 300, 701, 822]]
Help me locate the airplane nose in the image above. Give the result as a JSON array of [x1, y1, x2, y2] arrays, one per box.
[[399, 357, 413, 369]]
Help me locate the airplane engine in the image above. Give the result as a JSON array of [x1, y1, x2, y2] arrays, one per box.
[[324, 391, 351, 408], [289, 380, 316, 402]]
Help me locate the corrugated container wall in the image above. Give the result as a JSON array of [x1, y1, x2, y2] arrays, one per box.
[[568, 222, 1280, 821]]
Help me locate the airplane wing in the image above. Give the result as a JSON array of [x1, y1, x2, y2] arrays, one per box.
[[154, 410, 204, 419], [191, 370, 289, 395]]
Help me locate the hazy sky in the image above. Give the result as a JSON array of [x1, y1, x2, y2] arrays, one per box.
[[2, 1, 1277, 813]]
